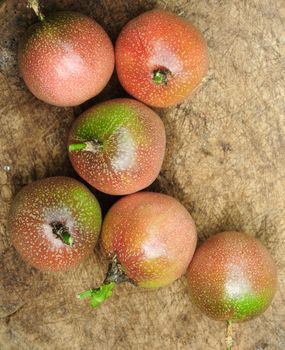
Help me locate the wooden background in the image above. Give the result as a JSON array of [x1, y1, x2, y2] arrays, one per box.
[[0, 0, 284, 349]]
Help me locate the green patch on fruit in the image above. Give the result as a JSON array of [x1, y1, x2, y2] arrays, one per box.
[[134, 256, 175, 289], [138, 278, 167, 289], [20, 20, 57, 53], [225, 292, 268, 322], [73, 102, 147, 148], [20, 12, 79, 53], [69, 186, 102, 230]]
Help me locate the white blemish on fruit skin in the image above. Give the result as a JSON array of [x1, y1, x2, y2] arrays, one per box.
[[148, 40, 183, 74], [110, 127, 137, 171], [42, 207, 75, 249], [55, 42, 85, 79], [141, 234, 166, 259], [224, 263, 252, 298], [42, 223, 66, 249]]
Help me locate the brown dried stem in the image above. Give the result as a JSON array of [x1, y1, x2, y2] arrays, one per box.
[[225, 320, 233, 350], [27, 0, 45, 21]]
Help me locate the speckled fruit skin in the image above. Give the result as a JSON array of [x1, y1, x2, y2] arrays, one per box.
[[101, 192, 197, 288], [18, 11, 114, 107], [8, 177, 102, 272], [68, 98, 166, 195], [115, 9, 208, 107], [187, 232, 277, 322]]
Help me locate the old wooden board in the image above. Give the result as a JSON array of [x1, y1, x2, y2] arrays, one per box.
[[0, 0, 284, 349]]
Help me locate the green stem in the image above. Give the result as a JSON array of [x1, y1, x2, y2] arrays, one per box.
[[76, 290, 93, 299], [68, 143, 87, 152], [77, 282, 116, 308], [152, 68, 172, 85], [69, 140, 102, 153], [51, 222, 73, 247], [225, 320, 233, 350], [61, 231, 73, 246], [27, 0, 45, 21], [76, 255, 133, 308]]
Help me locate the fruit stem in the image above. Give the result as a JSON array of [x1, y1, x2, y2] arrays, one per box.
[[152, 68, 171, 85], [76, 255, 134, 308], [51, 222, 73, 247], [104, 255, 134, 284], [77, 282, 116, 308], [225, 320, 233, 350], [68, 143, 87, 152], [27, 0, 45, 22], [68, 140, 101, 153]]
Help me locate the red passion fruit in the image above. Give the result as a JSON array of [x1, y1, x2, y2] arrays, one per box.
[[8, 177, 102, 272], [187, 231, 277, 323], [187, 231, 277, 349], [77, 192, 197, 307], [18, 11, 114, 106], [68, 98, 166, 195], [115, 9, 208, 107]]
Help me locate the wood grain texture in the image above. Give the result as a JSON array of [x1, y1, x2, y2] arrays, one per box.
[[0, 0, 284, 349]]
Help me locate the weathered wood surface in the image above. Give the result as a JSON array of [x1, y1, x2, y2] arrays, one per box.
[[0, 0, 284, 349]]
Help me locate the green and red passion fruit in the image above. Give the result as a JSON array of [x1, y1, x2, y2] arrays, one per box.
[[77, 192, 197, 307], [68, 98, 166, 195], [187, 232, 277, 322], [18, 11, 114, 107], [8, 177, 102, 272], [115, 9, 208, 107]]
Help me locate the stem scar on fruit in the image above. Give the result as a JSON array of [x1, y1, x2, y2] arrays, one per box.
[[77, 255, 134, 308], [50, 221, 73, 247], [152, 67, 172, 85]]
